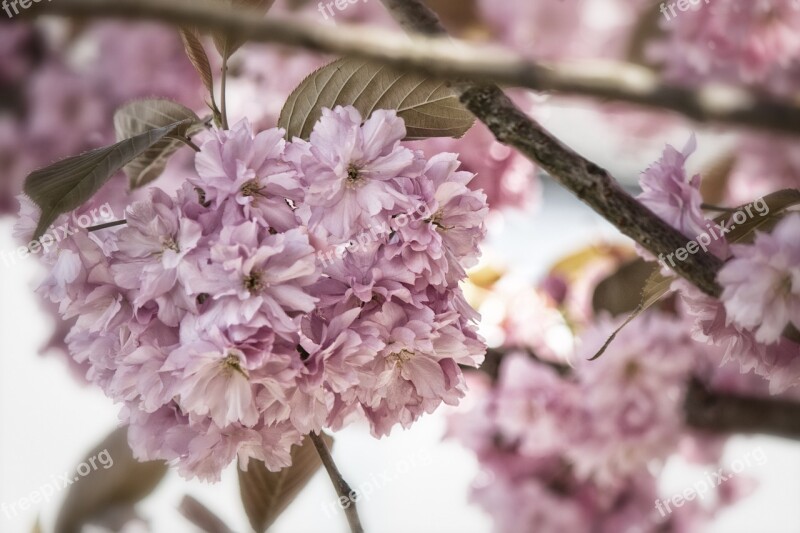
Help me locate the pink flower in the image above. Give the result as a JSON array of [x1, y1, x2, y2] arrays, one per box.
[[289, 106, 415, 240], [192, 120, 302, 231], [638, 136, 727, 256], [188, 222, 318, 336], [719, 214, 800, 344], [21, 106, 488, 481], [656, 0, 800, 97], [111, 189, 201, 325], [680, 279, 800, 394], [164, 324, 263, 428]]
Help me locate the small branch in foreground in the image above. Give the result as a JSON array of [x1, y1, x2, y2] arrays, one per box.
[[87, 219, 127, 232], [685, 378, 800, 439], [310, 432, 364, 533]]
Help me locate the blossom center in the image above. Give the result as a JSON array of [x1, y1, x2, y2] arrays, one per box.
[[388, 349, 414, 367], [240, 179, 264, 197], [161, 236, 180, 253], [427, 209, 447, 230], [222, 352, 249, 378], [345, 164, 366, 189], [244, 270, 265, 293]]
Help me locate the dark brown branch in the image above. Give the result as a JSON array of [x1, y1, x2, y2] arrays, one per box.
[[382, 4, 800, 432], [377, 0, 723, 296], [685, 378, 800, 439], [33, 1, 800, 138], [310, 432, 364, 533], [474, 351, 800, 439]]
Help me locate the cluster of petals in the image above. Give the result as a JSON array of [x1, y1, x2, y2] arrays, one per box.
[[17, 106, 487, 480], [448, 313, 729, 532], [655, 0, 800, 97], [637, 134, 728, 259], [636, 137, 800, 393]]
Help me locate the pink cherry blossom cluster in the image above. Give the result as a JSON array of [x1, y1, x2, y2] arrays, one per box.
[[654, 0, 800, 98], [448, 313, 740, 532], [15, 106, 488, 480], [635, 137, 800, 393]]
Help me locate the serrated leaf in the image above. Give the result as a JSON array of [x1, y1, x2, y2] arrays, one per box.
[[212, 0, 276, 58], [715, 188, 800, 245], [180, 28, 218, 106], [590, 270, 674, 360], [114, 99, 201, 189], [238, 434, 332, 532], [54, 427, 168, 533], [24, 118, 194, 240], [279, 57, 475, 140]]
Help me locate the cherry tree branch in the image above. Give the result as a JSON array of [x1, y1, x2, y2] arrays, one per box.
[[375, 0, 724, 295], [34, 0, 732, 295], [477, 352, 800, 440], [310, 432, 364, 533], [32, 0, 800, 138], [685, 378, 800, 439]]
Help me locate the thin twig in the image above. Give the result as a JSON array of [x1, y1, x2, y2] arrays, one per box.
[[310, 432, 364, 533], [87, 219, 127, 232], [34, 0, 800, 138]]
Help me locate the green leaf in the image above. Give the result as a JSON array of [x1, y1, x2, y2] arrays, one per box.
[[180, 28, 220, 117], [24, 117, 194, 240], [212, 0, 276, 59], [716, 188, 800, 244], [279, 57, 475, 140], [54, 427, 168, 533], [238, 434, 332, 532], [590, 270, 674, 361], [114, 98, 202, 189]]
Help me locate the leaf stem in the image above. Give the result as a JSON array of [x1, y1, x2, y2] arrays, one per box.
[[220, 55, 230, 130], [309, 432, 364, 533]]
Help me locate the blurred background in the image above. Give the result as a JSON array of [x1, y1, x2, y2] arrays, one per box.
[[2, 0, 800, 531]]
